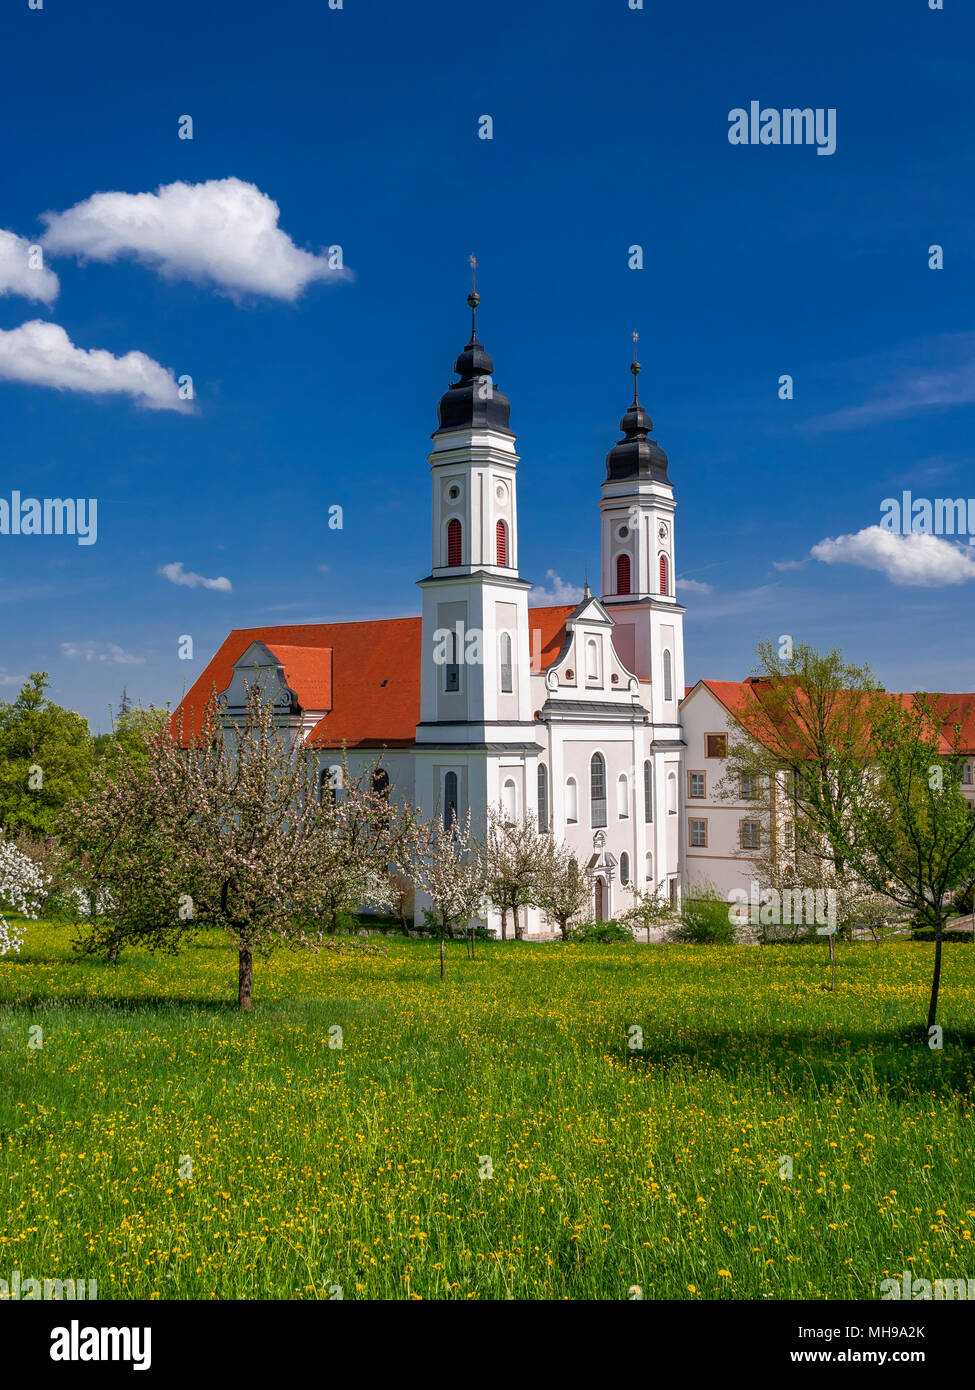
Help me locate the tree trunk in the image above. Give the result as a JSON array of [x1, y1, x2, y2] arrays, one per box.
[[927, 913, 944, 1034], [469, 926, 476, 960], [827, 930, 836, 991], [514, 905, 524, 942], [238, 947, 253, 1010], [439, 931, 445, 980], [500, 907, 508, 941], [106, 928, 121, 965]]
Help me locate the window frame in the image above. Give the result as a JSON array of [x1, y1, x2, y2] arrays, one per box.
[[739, 818, 761, 851], [688, 817, 708, 848]]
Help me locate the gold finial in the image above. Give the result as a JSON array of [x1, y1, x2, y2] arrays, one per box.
[[467, 254, 480, 337], [630, 330, 641, 401]]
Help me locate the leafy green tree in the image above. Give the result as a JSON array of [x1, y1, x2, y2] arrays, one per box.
[[92, 705, 169, 775], [0, 673, 93, 835], [826, 693, 975, 1035]]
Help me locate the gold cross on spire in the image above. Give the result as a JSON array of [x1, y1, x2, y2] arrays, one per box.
[[631, 330, 641, 400], [467, 255, 480, 338]]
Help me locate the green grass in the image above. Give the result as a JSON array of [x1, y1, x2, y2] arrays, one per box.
[[1, 924, 974, 1300]]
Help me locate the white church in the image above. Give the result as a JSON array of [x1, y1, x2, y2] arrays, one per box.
[[176, 292, 975, 935]]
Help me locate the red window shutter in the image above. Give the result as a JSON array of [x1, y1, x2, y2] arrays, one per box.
[[659, 554, 668, 595], [496, 519, 507, 567], [447, 518, 462, 566], [616, 553, 631, 594]]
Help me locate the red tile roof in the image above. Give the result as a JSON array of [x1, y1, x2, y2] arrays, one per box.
[[260, 644, 333, 711], [685, 679, 975, 754], [174, 605, 577, 749]]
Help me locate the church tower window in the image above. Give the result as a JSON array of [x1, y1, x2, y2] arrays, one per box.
[[496, 519, 508, 567], [616, 553, 631, 594], [644, 761, 653, 822], [620, 852, 630, 887], [659, 553, 669, 595], [443, 771, 458, 830], [499, 632, 513, 693], [445, 627, 460, 692], [663, 649, 673, 702], [566, 777, 578, 825], [537, 763, 549, 832], [447, 518, 462, 567]]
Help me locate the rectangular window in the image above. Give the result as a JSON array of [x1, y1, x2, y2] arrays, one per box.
[[964, 762, 973, 786], [783, 820, 794, 850], [689, 818, 708, 848], [740, 772, 758, 799], [740, 820, 761, 851], [688, 771, 706, 799], [705, 733, 727, 759]]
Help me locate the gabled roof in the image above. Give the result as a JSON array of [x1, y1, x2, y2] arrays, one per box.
[[174, 605, 578, 750], [682, 678, 975, 755]]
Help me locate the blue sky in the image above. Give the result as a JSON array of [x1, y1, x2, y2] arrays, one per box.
[[0, 0, 972, 732]]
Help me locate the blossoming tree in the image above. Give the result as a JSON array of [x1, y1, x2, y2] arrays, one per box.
[[0, 833, 48, 956]]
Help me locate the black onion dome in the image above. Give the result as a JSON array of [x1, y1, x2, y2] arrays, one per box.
[[435, 331, 514, 436], [605, 370, 670, 482]]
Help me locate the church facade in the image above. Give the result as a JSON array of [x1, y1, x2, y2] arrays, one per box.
[[175, 297, 975, 937]]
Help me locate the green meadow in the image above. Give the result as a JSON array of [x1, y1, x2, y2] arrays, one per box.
[[1, 925, 973, 1300]]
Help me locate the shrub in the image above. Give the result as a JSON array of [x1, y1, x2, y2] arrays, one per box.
[[672, 887, 739, 945], [567, 919, 633, 944]]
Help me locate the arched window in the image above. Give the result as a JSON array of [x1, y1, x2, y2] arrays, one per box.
[[667, 770, 677, 815], [659, 553, 669, 595], [443, 771, 458, 830], [372, 767, 390, 799], [566, 777, 578, 824], [537, 763, 549, 833], [645, 851, 653, 883], [496, 519, 508, 567], [502, 777, 517, 823], [445, 626, 460, 692], [586, 638, 600, 682], [590, 752, 607, 828], [620, 852, 630, 887], [319, 767, 338, 804], [643, 760, 653, 822], [663, 649, 673, 702], [616, 553, 631, 595], [617, 772, 629, 819], [447, 518, 462, 567], [499, 632, 513, 693]]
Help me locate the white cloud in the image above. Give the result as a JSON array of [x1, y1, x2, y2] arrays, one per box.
[[159, 561, 232, 592], [0, 229, 59, 303], [60, 641, 146, 665], [811, 525, 975, 587], [772, 558, 808, 572], [0, 320, 188, 411], [41, 177, 350, 302], [0, 667, 24, 687], [677, 577, 714, 595], [528, 571, 584, 606]]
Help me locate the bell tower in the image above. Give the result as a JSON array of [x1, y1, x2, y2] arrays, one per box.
[[414, 270, 540, 837], [600, 336, 685, 731]]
